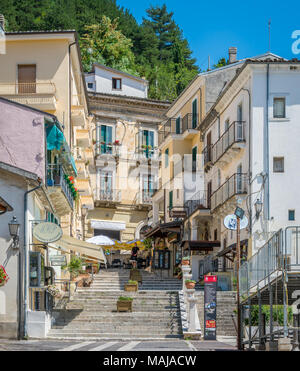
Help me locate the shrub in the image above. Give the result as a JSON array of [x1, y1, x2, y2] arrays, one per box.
[[118, 297, 133, 301]]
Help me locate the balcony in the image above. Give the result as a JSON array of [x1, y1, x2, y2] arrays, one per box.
[[202, 145, 213, 170], [95, 142, 121, 158], [71, 106, 86, 127], [184, 191, 208, 218], [210, 173, 248, 212], [212, 121, 246, 167], [76, 129, 91, 147], [94, 189, 122, 206], [46, 164, 74, 216], [75, 160, 87, 179], [135, 191, 154, 208], [76, 178, 92, 197], [135, 147, 159, 162], [158, 113, 199, 146], [0, 82, 56, 110]]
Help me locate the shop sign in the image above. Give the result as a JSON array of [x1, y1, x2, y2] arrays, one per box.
[[204, 275, 217, 340], [49, 255, 67, 266], [33, 222, 63, 243]]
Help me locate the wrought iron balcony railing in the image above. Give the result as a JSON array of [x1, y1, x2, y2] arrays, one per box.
[[95, 189, 122, 203], [47, 164, 74, 209], [184, 191, 208, 218], [212, 121, 246, 164], [210, 173, 248, 212]]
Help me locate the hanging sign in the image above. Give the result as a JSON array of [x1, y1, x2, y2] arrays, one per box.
[[204, 275, 217, 340], [33, 222, 63, 244], [224, 214, 248, 231], [49, 255, 67, 266]]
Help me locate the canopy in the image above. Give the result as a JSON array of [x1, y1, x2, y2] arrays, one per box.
[[114, 239, 145, 251], [87, 235, 115, 246], [46, 124, 64, 151], [91, 220, 126, 231], [50, 235, 106, 264]]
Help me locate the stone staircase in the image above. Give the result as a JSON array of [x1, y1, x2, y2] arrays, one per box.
[[47, 269, 183, 340]]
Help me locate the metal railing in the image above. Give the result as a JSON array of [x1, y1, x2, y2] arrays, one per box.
[[95, 142, 121, 157], [47, 164, 74, 209], [182, 113, 198, 132], [158, 113, 199, 146], [135, 190, 154, 205], [239, 227, 300, 298], [95, 189, 122, 202], [212, 121, 246, 164], [202, 145, 213, 166], [210, 173, 248, 211], [135, 146, 159, 160], [0, 82, 56, 95], [184, 191, 208, 218], [239, 230, 283, 297]]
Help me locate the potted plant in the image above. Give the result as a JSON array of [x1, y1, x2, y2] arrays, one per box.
[[46, 285, 61, 299], [185, 279, 196, 289], [182, 257, 190, 265], [130, 268, 142, 283], [62, 256, 87, 280], [0, 265, 9, 287], [117, 297, 133, 312], [124, 280, 138, 292]]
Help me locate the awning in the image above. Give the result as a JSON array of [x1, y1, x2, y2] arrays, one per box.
[[91, 220, 126, 231], [217, 239, 248, 258], [144, 221, 182, 238], [181, 240, 220, 251], [50, 235, 106, 264]]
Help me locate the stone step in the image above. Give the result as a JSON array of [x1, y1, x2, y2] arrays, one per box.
[[47, 334, 183, 340], [48, 329, 182, 335]]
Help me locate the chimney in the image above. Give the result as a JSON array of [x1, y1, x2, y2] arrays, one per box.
[[0, 14, 5, 31], [228, 47, 237, 64]]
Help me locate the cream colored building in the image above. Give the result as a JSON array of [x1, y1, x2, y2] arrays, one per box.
[[87, 92, 169, 242], [0, 30, 94, 238]]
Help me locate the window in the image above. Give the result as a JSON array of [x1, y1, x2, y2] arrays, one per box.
[[192, 99, 198, 128], [176, 117, 181, 134], [153, 250, 170, 270], [87, 82, 93, 89], [169, 191, 173, 210], [165, 148, 169, 168], [18, 64, 36, 93], [99, 171, 113, 199], [273, 98, 286, 118], [141, 130, 155, 158], [99, 125, 113, 154], [112, 78, 122, 90], [289, 210, 295, 221], [273, 157, 284, 173], [192, 146, 197, 172], [143, 175, 154, 199]]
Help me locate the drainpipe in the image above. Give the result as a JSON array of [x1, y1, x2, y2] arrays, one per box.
[[23, 181, 42, 338], [242, 87, 252, 235], [265, 64, 270, 226]]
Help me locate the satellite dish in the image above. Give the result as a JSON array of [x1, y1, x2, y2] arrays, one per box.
[[224, 214, 248, 231]]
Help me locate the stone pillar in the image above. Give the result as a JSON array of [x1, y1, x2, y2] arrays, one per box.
[[187, 289, 197, 333]]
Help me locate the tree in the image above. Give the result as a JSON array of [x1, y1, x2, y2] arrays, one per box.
[[80, 16, 138, 75], [213, 57, 229, 69]]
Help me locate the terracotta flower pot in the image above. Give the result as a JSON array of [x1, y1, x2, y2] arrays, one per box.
[[117, 300, 133, 312], [185, 282, 196, 289], [182, 260, 190, 266]]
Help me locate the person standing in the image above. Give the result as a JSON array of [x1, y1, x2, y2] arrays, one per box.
[[130, 243, 139, 269]]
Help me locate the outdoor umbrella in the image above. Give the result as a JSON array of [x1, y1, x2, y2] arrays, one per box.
[[86, 235, 115, 246]]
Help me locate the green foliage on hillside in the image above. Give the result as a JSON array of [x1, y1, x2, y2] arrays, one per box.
[[0, 0, 199, 100]]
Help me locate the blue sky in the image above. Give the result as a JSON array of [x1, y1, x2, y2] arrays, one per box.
[[117, 0, 300, 71]]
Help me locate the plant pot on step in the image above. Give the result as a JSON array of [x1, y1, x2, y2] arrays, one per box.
[[125, 281, 138, 292], [117, 297, 133, 312], [182, 260, 190, 266]]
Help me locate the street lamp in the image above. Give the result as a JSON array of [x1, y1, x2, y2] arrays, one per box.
[[255, 199, 263, 219], [8, 216, 20, 248]]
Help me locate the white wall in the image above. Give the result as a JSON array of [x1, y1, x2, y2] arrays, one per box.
[[251, 65, 300, 253], [85, 66, 148, 98]]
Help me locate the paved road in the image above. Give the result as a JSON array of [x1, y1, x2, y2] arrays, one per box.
[[0, 339, 236, 352]]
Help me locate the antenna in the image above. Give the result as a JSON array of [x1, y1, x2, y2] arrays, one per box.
[[208, 56, 210, 71], [268, 19, 271, 52]]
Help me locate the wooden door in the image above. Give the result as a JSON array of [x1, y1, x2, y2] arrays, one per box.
[[18, 64, 36, 93]]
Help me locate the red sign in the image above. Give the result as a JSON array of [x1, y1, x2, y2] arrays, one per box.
[[204, 275, 218, 283], [206, 320, 216, 328]]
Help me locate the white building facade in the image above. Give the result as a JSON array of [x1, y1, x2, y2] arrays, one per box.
[[85, 63, 149, 98]]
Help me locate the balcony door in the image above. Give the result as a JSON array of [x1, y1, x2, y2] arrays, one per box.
[[237, 104, 243, 139], [142, 175, 154, 202], [236, 164, 243, 193], [18, 64, 36, 93], [192, 99, 198, 128], [207, 181, 212, 209], [100, 125, 113, 154], [100, 171, 113, 200], [142, 130, 155, 158], [206, 131, 212, 162]]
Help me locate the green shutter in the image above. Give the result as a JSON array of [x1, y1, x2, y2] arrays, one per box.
[[176, 117, 181, 134], [165, 148, 169, 168], [169, 191, 173, 210], [192, 100, 198, 128]]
